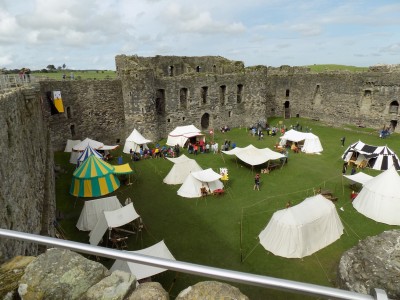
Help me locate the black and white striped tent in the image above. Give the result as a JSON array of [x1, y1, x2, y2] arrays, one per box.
[[342, 141, 400, 171]]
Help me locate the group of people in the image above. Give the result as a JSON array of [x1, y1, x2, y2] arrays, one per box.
[[129, 144, 181, 160]]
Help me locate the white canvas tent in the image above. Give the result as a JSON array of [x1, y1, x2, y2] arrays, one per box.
[[343, 172, 373, 186], [177, 168, 223, 198], [258, 194, 344, 258], [76, 196, 122, 231], [353, 167, 400, 225], [166, 154, 190, 163], [123, 129, 152, 154], [89, 203, 140, 245], [72, 137, 118, 151], [163, 156, 203, 185], [64, 139, 81, 152], [110, 240, 176, 280], [222, 144, 284, 166], [166, 125, 204, 147], [280, 129, 323, 154]]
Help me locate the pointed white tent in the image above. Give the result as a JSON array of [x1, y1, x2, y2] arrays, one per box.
[[259, 194, 344, 258], [166, 154, 190, 163], [163, 157, 203, 185], [353, 167, 400, 225], [76, 196, 122, 231], [177, 168, 223, 198], [280, 129, 323, 154], [110, 240, 176, 280], [89, 203, 140, 245], [123, 129, 152, 154], [166, 125, 204, 147], [223, 144, 284, 166]]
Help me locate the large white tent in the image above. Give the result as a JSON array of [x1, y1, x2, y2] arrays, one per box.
[[280, 129, 323, 154], [89, 203, 140, 245], [258, 194, 344, 258], [353, 167, 400, 225], [163, 156, 203, 185], [76, 196, 122, 231], [110, 240, 176, 280], [166, 125, 204, 147], [222, 144, 285, 166], [177, 168, 223, 198], [123, 129, 152, 154]]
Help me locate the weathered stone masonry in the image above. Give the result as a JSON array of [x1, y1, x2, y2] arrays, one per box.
[[1, 56, 399, 263], [0, 87, 55, 262]]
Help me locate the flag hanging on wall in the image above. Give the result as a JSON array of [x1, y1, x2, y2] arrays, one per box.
[[53, 91, 64, 113]]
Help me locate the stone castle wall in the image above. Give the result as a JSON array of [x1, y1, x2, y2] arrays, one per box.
[[0, 87, 55, 262], [39, 80, 126, 151]]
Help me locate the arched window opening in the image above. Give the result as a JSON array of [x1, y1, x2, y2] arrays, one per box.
[[286, 89, 290, 97], [201, 113, 210, 129], [70, 124, 75, 137], [201, 86, 208, 104], [66, 107, 72, 119], [364, 90, 372, 97], [237, 84, 243, 103], [196, 66, 201, 72], [180, 88, 188, 109], [284, 101, 290, 119], [155, 89, 165, 115], [219, 85, 226, 105], [168, 66, 174, 76], [389, 101, 399, 114]]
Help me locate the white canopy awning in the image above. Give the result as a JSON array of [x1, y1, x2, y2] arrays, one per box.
[[223, 144, 284, 166], [72, 137, 118, 151]]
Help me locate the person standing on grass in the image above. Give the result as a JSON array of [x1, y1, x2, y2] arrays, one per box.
[[254, 174, 260, 191], [341, 136, 346, 146]]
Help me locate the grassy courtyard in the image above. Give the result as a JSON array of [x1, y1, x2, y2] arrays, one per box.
[[54, 117, 398, 299]]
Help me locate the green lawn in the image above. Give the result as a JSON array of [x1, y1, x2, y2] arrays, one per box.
[[305, 64, 368, 72], [32, 70, 117, 81], [54, 117, 399, 299]]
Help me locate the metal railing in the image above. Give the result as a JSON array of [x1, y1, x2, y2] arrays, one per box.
[[0, 74, 38, 90], [0, 228, 388, 300]]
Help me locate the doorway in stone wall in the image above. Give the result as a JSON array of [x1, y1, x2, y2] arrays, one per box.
[[201, 113, 210, 129], [284, 101, 290, 119], [390, 120, 397, 132]]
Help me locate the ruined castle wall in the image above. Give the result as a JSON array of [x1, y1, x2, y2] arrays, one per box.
[[116, 55, 268, 141], [39, 80, 126, 151], [0, 87, 55, 263], [267, 70, 400, 130]]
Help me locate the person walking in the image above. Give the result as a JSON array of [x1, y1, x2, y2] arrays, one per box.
[[341, 136, 346, 147], [253, 174, 260, 191]]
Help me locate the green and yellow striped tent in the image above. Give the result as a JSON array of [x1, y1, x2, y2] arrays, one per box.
[[70, 155, 120, 197]]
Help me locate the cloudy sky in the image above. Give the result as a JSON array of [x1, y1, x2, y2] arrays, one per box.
[[1, 0, 400, 70]]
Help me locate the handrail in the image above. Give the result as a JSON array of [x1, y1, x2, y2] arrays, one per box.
[[0, 228, 387, 300]]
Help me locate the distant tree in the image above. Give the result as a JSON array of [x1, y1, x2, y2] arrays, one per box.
[[47, 65, 56, 71], [41, 69, 48, 73], [62, 63, 66, 69], [57, 66, 62, 71]]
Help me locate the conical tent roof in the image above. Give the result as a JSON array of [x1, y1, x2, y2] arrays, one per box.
[[123, 129, 152, 153], [73, 138, 104, 151], [223, 144, 284, 166], [77, 145, 103, 167], [177, 169, 223, 198], [353, 166, 400, 225], [70, 155, 120, 197], [163, 157, 203, 185]]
